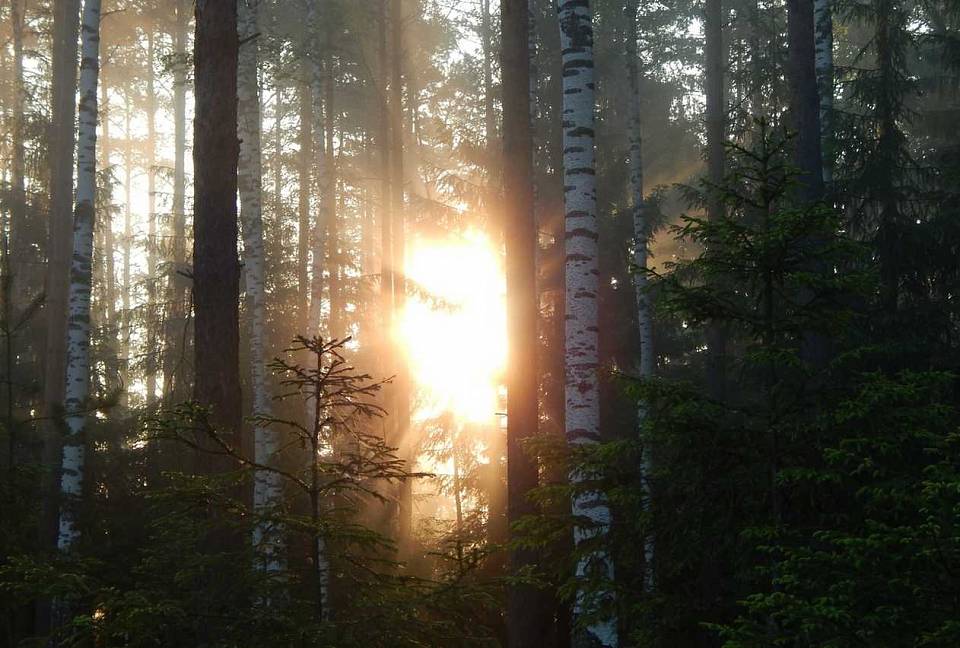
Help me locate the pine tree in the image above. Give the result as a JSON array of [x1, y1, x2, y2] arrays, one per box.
[[193, 0, 241, 444]]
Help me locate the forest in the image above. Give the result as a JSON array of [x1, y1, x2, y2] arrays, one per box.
[[1, 0, 959, 646]]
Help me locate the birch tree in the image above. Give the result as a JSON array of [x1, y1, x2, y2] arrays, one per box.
[[238, 0, 282, 574], [57, 0, 102, 553], [558, 0, 618, 645], [625, 0, 655, 594]]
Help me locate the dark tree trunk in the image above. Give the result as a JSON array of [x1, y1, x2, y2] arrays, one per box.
[[192, 0, 241, 444], [37, 0, 81, 634], [388, 0, 413, 556], [705, 0, 727, 403], [502, 2, 546, 646], [787, 0, 824, 202]]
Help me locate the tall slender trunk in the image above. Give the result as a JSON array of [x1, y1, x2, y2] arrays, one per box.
[[377, 0, 395, 473], [389, 0, 412, 555], [122, 95, 133, 404], [502, 1, 545, 644], [101, 74, 117, 355], [787, 0, 824, 202], [557, 2, 617, 646], [57, 0, 103, 553], [145, 31, 158, 405], [239, 0, 282, 574], [164, 0, 189, 404], [9, 0, 28, 308], [273, 85, 283, 228], [297, 77, 313, 337], [307, 0, 325, 338], [814, 0, 833, 186], [193, 0, 241, 442], [705, 0, 727, 403], [481, 0, 497, 178], [324, 34, 341, 338], [42, 0, 81, 551], [625, 0, 655, 595]]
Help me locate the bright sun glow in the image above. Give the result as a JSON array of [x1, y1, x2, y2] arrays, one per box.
[[398, 230, 506, 424]]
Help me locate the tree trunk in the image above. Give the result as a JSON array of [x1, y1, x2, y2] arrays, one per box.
[[307, 0, 325, 338], [389, 0, 413, 556], [100, 72, 118, 390], [324, 33, 341, 339], [193, 0, 241, 443], [625, 0, 656, 595], [481, 0, 497, 179], [814, 0, 833, 186], [57, 0, 102, 553], [557, 2, 618, 646], [502, 1, 546, 645], [122, 94, 133, 405], [163, 0, 189, 404], [145, 31, 159, 405], [298, 76, 313, 337], [705, 0, 727, 403], [9, 0, 30, 309], [42, 0, 81, 550], [238, 0, 282, 574], [787, 0, 824, 202]]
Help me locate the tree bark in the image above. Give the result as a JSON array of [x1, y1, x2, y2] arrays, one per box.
[[163, 0, 190, 404], [557, 1, 618, 646], [787, 0, 824, 202], [9, 0, 31, 309], [389, 0, 412, 556], [625, 0, 656, 595], [814, 0, 833, 186], [57, 0, 102, 553], [193, 0, 242, 443], [42, 0, 81, 550], [145, 31, 159, 405], [705, 0, 727, 403], [502, 2, 546, 645], [238, 0, 283, 574], [298, 76, 313, 338]]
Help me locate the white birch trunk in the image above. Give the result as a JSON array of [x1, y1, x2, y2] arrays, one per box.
[[57, 0, 102, 553], [238, 0, 283, 575], [814, 0, 833, 185], [558, 1, 618, 645], [625, 0, 655, 595]]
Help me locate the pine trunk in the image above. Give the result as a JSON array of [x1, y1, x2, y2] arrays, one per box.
[[814, 0, 833, 185], [145, 32, 158, 405], [163, 0, 189, 404], [298, 77, 312, 337], [705, 0, 727, 403], [787, 0, 824, 202], [389, 0, 413, 556], [41, 0, 81, 552], [557, 1, 618, 645], [193, 0, 242, 443], [502, 2, 545, 644]]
